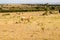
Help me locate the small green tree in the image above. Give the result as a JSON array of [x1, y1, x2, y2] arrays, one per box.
[[42, 3, 49, 15]]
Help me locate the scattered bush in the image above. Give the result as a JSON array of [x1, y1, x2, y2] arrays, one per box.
[[41, 27, 44, 31], [35, 7, 40, 9], [49, 11, 53, 14], [50, 7, 55, 10], [2, 13, 10, 16], [42, 12, 47, 15], [59, 9, 60, 13]]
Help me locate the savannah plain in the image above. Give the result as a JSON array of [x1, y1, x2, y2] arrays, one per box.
[[0, 11, 60, 40]]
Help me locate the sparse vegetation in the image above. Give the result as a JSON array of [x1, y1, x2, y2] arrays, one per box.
[[50, 6, 55, 10], [43, 39, 48, 40], [41, 27, 45, 31], [0, 4, 60, 12], [0, 4, 60, 40], [2, 13, 10, 16], [59, 9, 60, 13]]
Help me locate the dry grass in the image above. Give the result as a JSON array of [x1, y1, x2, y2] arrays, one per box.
[[0, 11, 60, 40]]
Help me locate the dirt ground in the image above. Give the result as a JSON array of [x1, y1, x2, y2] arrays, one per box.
[[0, 11, 60, 40]]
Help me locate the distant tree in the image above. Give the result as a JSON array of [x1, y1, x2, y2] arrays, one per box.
[[50, 7, 55, 10], [59, 9, 60, 13], [0, 8, 2, 10], [0, 8, 2, 12], [43, 3, 49, 15], [35, 7, 40, 9]]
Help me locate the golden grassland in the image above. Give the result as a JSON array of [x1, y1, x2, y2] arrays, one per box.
[[0, 11, 60, 40]]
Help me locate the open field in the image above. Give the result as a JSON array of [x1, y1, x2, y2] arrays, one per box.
[[0, 11, 60, 40]]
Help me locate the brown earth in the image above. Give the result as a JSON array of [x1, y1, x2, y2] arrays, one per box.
[[0, 11, 60, 40]]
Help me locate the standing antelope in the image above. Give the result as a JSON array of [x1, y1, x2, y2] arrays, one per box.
[[21, 16, 31, 22]]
